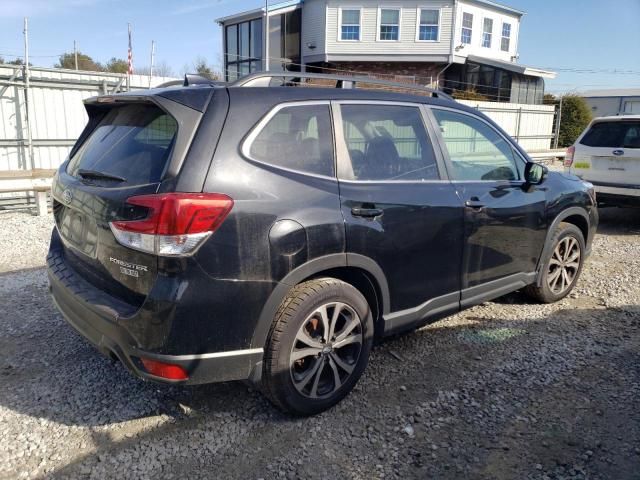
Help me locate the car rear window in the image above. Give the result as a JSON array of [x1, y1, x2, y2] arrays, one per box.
[[247, 104, 335, 177], [67, 103, 178, 185], [580, 121, 640, 148]]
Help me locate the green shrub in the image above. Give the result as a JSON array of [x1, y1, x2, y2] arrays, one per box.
[[558, 95, 593, 147], [451, 89, 490, 102]]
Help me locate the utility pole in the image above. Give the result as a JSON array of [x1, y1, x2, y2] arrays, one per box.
[[553, 96, 563, 149], [23, 17, 34, 171], [73, 40, 78, 70], [149, 40, 155, 88], [264, 0, 269, 71]]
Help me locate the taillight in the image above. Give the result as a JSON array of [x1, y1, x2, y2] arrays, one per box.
[[140, 358, 189, 380], [564, 145, 575, 167], [109, 193, 234, 256]]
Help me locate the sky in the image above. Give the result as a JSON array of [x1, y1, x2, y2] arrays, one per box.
[[0, 0, 638, 94]]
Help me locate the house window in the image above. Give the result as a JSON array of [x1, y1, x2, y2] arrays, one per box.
[[418, 9, 439, 41], [225, 18, 262, 81], [461, 12, 473, 44], [341, 9, 361, 40], [501, 22, 511, 51], [379, 9, 400, 41], [482, 18, 493, 48]]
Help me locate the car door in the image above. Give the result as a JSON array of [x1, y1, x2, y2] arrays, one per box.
[[426, 107, 547, 307], [333, 101, 464, 334]]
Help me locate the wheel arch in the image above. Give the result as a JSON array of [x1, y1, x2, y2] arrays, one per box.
[[251, 253, 390, 351], [536, 206, 590, 281]]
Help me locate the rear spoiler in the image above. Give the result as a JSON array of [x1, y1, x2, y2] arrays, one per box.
[[156, 74, 227, 89]]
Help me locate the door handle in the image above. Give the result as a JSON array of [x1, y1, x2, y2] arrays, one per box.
[[351, 207, 383, 218], [465, 198, 485, 209]]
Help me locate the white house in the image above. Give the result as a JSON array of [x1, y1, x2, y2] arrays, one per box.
[[216, 0, 555, 104]]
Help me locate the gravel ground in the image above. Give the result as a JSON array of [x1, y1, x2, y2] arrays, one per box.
[[0, 208, 639, 480]]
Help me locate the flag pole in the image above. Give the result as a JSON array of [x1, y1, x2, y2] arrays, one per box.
[[264, 0, 269, 72], [149, 40, 155, 88], [127, 23, 132, 91]]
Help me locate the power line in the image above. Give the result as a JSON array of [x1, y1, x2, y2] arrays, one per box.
[[0, 52, 63, 58]]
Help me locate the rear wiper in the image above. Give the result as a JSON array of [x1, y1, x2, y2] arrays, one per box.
[[77, 169, 127, 182]]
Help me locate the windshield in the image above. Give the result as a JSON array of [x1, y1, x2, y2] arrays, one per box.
[[67, 103, 178, 185], [580, 120, 640, 148]]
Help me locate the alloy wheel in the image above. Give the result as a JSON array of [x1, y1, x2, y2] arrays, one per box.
[[547, 236, 581, 295], [290, 302, 363, 399]]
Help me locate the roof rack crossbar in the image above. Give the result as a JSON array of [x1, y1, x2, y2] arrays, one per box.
[[232, 72, 453, 100]]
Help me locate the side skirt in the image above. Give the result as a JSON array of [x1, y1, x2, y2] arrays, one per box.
[[460, 271, 537, 309], [382, 291, 460, 336], [382, 272, 537, 336]]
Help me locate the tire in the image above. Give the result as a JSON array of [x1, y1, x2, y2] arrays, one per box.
[[262, 278, 374, 416], [525, 222, 585, 303]]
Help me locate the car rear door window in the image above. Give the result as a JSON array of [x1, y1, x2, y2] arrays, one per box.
[[247, 104, 335, 177], [67, 103, 177, 186], [432, 109, 521, 181], [580, 121, 640, 148], [338, 104, 439, 181]]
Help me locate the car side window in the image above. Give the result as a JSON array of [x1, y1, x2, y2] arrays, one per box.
[[432, 109, 521, 181], [248, 104, 335, 177], [339, 104, 439, 181]]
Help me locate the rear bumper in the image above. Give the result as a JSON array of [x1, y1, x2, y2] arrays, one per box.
[[592, 181, 640, 206], [47, 246, 263, 385]]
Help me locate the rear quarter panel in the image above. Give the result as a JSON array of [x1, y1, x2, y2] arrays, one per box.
[[186, 91, 345, 351]]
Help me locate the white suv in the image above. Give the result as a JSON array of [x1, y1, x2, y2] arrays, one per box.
[[565, 115, 640, 207]]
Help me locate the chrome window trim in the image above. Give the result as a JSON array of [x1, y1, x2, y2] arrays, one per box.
[[240, 100, 338, 181], [331, 100, 449, 183], [425, 105, 528, 183]]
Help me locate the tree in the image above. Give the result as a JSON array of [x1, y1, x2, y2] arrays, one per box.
[[194, 56, 213, 76], [138, 61, 176, 78], [0, 57, 30, 66], [558, 95, 593, 147], [191, 57, 221, 80], [154, 61, 175, 78], [543, 93, 558, 105], [104, 57, 129, 74], [55, 52, 102, 72]]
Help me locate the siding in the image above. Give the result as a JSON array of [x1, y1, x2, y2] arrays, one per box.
[[454, 0, 520, 63], [302, 0, 327, 58], [584, 96, 640, 117], [324, 0, 453, 56]]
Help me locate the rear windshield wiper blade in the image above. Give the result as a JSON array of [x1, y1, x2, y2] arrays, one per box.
[[77, 169, 127, 182]]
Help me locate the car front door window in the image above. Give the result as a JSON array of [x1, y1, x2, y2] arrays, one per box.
[[431, 109, 521, 181]]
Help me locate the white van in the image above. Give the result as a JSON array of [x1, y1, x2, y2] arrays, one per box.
[[565, 115, 640, 206]]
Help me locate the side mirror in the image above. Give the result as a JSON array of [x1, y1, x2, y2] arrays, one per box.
[[524, 162, 547, 185]]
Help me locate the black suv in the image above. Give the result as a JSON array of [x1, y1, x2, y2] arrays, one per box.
[[47, 73, 598, 415]]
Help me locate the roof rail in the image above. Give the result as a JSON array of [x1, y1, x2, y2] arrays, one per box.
[[232, 72, 453, 101]]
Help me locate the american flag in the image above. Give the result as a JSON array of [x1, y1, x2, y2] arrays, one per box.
[[127, 24, 133, 75]]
